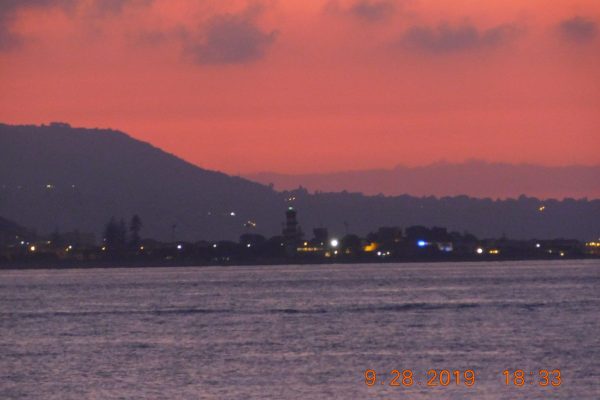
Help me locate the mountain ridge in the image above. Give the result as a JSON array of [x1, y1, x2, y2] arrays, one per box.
[[247, 161, 600, 200], [1, 122, 598, 241]]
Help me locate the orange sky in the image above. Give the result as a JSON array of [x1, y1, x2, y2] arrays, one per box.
[[1, 0, 599, 174]]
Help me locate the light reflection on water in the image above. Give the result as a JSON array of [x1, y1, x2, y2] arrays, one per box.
[[1, 260, 599, 399]]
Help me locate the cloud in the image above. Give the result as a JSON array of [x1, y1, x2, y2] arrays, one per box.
[[0, 0, 151, 51], [558, 16, 597, 43], [0, 0, 73, 51], [89, 0, 154, 17], [399, 22, 521, 53], [183, 12, 277, 65], [349, 1, 395, 22], [325, 0, 397, 23]]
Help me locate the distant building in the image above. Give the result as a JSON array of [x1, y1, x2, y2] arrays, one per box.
[[282, 207, 303, 255], [312, 227, 328, 246]]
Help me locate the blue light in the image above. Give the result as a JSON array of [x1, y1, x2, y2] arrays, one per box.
[[417, 240, 426, 247]]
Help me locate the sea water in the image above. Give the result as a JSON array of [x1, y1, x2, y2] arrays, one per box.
[[1, 260, 599, 399]]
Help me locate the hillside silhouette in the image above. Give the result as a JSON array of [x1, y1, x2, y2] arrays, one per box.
[[1, 123, 598, 241], [248, 162, 600, 199]]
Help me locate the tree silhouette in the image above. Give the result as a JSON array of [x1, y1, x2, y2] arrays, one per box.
[[103, 217, 127, 251], [118, 219, 127, 249], [129, 214, 142, 248]]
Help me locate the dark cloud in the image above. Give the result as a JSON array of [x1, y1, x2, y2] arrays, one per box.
[[184, 12, 277, 65], [90, 0, 154, 17], [0, 0, 74, 51], [349, 1, 395, 22], [399, 22, 521, 53], [0, 0, 151, 51], [559, 16, 597, 43]]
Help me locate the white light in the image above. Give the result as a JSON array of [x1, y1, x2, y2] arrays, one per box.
[[212, 243, 217, 248], [377, 251, 382, 256], [246, 243, 251, 248], [29, 245, 36, 252], [476, 247, 484, 254], [330, 239, 339, 248], [177, 244, 183, 250], [230, 211, 236, 216], [535, 243, 541, 248]]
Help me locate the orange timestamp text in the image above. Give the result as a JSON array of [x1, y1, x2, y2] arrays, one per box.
[[364, 369, 476, 388]]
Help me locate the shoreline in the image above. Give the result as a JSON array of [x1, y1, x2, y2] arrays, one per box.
[[2, 254, 598, 271]]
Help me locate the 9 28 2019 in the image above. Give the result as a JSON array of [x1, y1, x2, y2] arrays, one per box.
[[364, 369, 476, 388]]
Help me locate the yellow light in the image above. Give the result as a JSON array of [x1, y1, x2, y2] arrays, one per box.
[[538, 205, 545, 212], [488, 249, 500, 255], [296, 247, 321, 252], [363, 242, 378, 252], [29, 245, 36, 252], [140, 246, 144, 250], [101, 246, 106, 251]]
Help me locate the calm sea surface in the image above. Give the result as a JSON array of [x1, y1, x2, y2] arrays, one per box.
[[1, 260, 599, 399]]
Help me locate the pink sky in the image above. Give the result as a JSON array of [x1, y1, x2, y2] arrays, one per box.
[[1, 0, 599, 174]]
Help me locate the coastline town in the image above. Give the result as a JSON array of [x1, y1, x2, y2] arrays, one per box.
[[2, 207, 599, 268]]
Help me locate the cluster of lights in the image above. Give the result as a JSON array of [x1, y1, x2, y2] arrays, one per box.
[[297, 246, 322, 252], [538, 205, 546, 212], [376, 251, 391, 257], [476, 247, 500, 255], [586, 241, 600, 247]]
